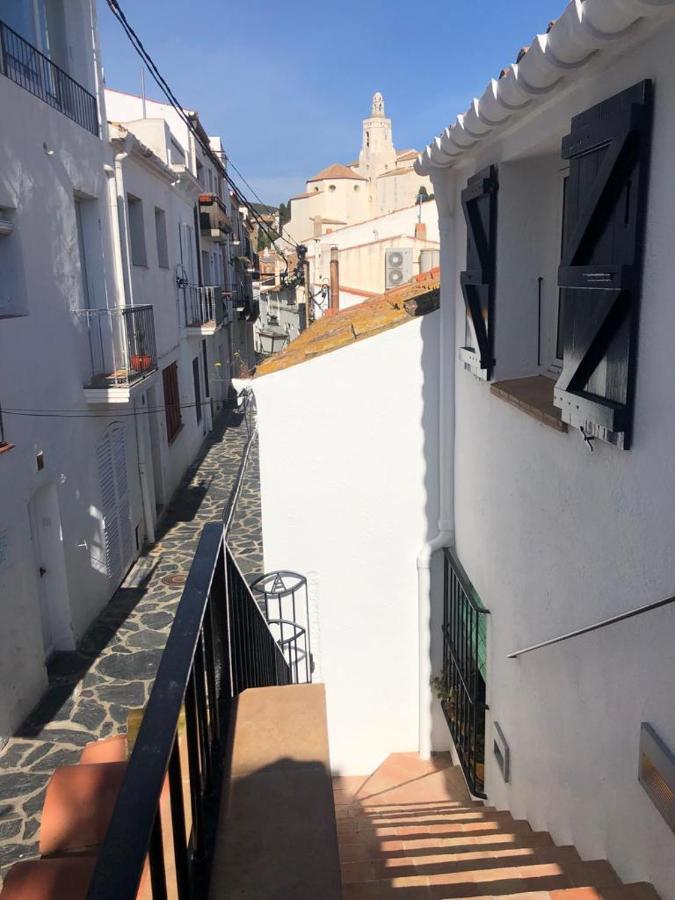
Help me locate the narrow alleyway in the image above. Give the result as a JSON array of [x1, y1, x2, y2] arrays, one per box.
[[0, 408, 263, 878]]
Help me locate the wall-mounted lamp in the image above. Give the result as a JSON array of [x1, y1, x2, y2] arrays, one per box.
[[43, 142, 55, 156]]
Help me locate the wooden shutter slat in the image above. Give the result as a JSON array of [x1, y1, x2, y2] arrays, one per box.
[[459, 165, 498, 380], [554, 79, 653, 449]]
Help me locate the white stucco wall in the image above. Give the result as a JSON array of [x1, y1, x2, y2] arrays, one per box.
[[253, 315, 440, 775], [428, 16, 675, 897], [0, 3, 143, 737]]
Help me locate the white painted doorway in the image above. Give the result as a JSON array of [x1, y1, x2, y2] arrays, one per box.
[[27, 484, 74, 659], [97, 423, 133, 583]]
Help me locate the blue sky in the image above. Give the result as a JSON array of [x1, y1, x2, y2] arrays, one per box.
[[98, 0, 565, 205]]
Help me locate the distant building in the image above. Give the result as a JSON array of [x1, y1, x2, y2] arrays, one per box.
[[287, 93, 433, 243]]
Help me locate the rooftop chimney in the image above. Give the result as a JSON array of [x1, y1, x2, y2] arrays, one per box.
[[328, 246, 339, 316]]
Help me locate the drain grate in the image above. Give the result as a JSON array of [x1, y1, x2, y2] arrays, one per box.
[[162, 572, 187, 588]]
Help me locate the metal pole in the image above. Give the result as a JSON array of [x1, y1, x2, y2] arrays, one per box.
[[329, 246, 339, 316]]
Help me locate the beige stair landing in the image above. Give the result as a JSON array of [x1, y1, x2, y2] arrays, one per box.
[[335, 752, 660, 899]]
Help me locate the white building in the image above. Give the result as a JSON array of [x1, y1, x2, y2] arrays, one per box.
[[0, 4, 255, 741], [0, 0, 126, 737], [287, 93, 433, 243], [253, 0, 675, 896], [305, 200, 440, 307]]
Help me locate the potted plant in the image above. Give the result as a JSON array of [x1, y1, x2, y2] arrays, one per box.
[[130, 328, 152, 372], [431, 669, 456, 718]]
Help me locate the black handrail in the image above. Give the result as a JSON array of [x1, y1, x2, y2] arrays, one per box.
[[86, 524, 291, 900], [507, 592, 675, 659], [0, 20, 98, 135], [441, 547, 490, 798]]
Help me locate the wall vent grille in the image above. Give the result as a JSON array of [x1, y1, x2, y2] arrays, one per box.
[[638, 722, 675, 832], [493, 721, 510, 783]]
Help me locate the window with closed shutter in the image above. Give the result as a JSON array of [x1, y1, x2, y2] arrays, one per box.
[[162, 362, 182, 443], [554, 80, 653, 450], [97, 424, 132, 580], [459, 165, 498, 381]]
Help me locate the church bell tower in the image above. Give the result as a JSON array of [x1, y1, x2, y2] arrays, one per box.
[[359, 91, 396, 180]]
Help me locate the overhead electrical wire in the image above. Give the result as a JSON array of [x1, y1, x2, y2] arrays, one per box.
[[104, 0, 294, 257]]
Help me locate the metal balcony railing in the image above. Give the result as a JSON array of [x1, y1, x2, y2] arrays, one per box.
[[76, 305, 157, 388], [85, 525, 293, 900], [184, 285, 225, 329], [440, 547, 490, 798], [0, 20, 98, 135]]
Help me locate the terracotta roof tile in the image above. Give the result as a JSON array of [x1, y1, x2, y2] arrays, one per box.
[[255, 276, 440, 377], [289, 190, 321, 201], [307, 163, 368, 183], [396, 149, 418, 161]]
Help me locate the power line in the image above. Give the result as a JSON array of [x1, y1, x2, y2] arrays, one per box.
[[104, 0, 290, 256]]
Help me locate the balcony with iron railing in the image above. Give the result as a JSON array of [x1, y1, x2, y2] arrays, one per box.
[[199, 194, 232, 244], [76, 305, 158, 403], [0, 19, 98, 135], [183, 285, 232, 334]]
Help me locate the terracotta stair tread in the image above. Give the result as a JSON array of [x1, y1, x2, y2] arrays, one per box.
[[79, 734, 128, 764], [39, 761, 127, 855], [0, 855, 97, 900], [334, 758, 660, 900]]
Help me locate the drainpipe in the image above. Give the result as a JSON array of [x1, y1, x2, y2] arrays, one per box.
[[133, 398, 156, 545], [417, 168, 456, 760], [111, 142, 135, 308], [104, 160, 127, 310]]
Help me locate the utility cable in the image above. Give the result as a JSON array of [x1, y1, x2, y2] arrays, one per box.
[[105, 0, 295, 256]]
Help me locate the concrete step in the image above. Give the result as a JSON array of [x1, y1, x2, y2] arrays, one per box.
[[39, 761, 127, 855]]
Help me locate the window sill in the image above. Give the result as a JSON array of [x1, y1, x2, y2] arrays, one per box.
[[0, 442, 16, 456], [490, 375, 567, 433]]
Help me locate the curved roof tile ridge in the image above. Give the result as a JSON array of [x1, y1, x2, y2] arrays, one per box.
[[415, 0, 675, 176]]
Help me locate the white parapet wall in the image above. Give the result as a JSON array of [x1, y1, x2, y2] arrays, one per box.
[[253, 314, 440, 775]]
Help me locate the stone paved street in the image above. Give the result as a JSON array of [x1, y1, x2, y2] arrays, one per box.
[[0, 408, 263, 879]]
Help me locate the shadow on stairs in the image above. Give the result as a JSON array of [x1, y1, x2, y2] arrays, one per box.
[[334, 752, 659, 900]]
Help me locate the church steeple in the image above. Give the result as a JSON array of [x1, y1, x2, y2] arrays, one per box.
[[359, 91, 396, 179]]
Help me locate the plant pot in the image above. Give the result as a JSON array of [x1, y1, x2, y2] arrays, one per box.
[[131, 354, 153, 371]]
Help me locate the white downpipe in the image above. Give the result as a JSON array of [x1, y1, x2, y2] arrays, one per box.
[[417, 169, 457, 760], [133, 398, 156, 545], [112, 147, 134, 309]]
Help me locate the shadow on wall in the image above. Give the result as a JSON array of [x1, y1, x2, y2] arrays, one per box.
[[419, 307, 449, 754]]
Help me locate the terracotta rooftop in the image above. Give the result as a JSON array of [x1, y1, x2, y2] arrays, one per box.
[[307, 163, 368, 183], [255, 273, 440, 377], [396, 149, 418, 161]]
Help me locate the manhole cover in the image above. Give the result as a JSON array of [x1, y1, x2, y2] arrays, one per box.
[[162, 573, 187, 587]]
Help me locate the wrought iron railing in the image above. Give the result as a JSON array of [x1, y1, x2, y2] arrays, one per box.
[[86, 525, 292, 900], [440, 547, 490, 798], [0, 20, 98, 135], [76, 305, 157, 388], [184, 285, 224, 328]]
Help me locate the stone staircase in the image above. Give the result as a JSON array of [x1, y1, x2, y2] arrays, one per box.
[[334, 753, 659, 899]]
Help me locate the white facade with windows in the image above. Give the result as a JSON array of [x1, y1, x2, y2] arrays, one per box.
[[414, 2, 675, 895], [0, 2, 251, 742]]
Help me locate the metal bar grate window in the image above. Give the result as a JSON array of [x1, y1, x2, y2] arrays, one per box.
[[441, 547, 490, 798], [0, 19, 98, 135]]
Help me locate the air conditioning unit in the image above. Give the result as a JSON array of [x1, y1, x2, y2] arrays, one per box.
[[385, 248, 412, 289]]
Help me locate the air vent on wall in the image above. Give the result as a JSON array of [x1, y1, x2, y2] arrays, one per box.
[[639, 722, 675, 832]]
